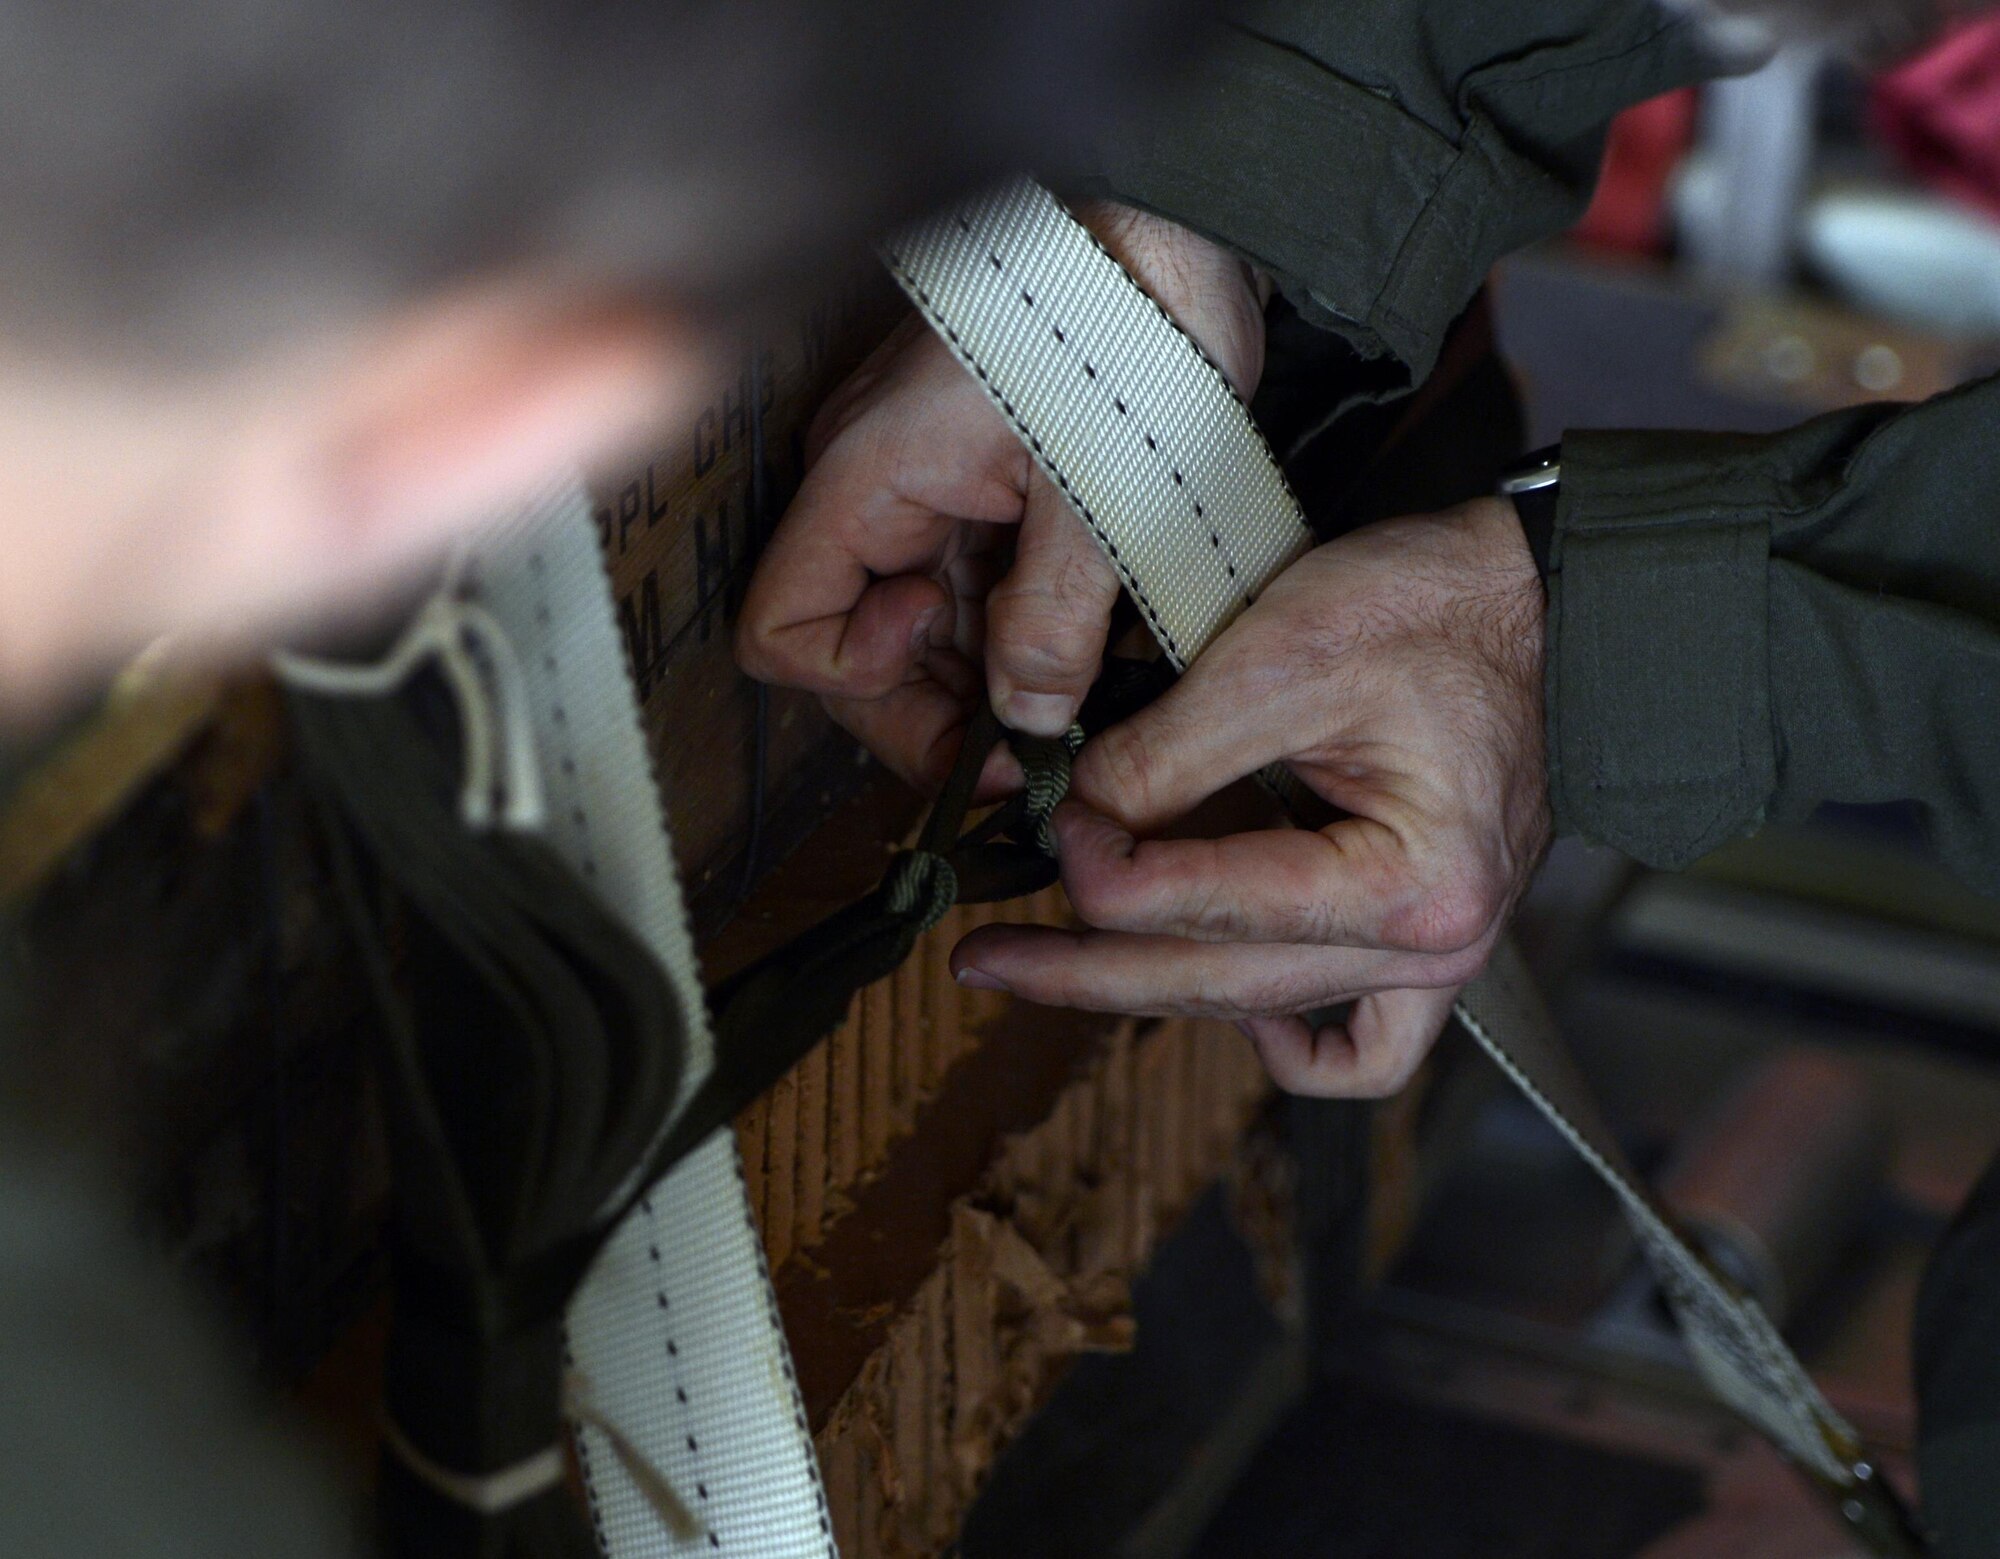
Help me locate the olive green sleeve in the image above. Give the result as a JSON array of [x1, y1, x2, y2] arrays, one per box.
[[1091, 0, 1715, 393], [1549, 373, 2000, 889]]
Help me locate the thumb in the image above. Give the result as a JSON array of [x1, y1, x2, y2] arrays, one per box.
[[983, 473, 1121, 736], [1069, 625, 1297, 832]]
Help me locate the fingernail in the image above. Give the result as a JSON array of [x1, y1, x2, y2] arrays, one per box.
[[955, 967, 1009, 992], [999, 690, 1074, 736], [910, 607, 945, 655]]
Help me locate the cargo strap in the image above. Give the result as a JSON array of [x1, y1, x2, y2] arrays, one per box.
[[882, 176, 1924, 1555], [285, 500, 837, 1559]]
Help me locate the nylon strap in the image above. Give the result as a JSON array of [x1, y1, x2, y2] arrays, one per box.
[[884, 177, 1919, 1550], [464, 489, 834, 1559]]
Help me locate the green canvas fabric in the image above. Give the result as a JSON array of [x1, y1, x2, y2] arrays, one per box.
[[1093, 0, 1713, 394], [1553, 377, 2000, 887]]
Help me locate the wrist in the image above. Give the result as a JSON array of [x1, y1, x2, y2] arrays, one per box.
[[1457, 494, 1546, 692]]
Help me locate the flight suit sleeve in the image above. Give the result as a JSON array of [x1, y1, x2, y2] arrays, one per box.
[[1549, 373, 2000, 890], [1090, 0, 1716, 394]]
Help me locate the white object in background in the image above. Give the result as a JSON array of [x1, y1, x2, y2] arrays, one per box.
[[1683, 46, 1826, 288], [1803, 182, 2000, 337]]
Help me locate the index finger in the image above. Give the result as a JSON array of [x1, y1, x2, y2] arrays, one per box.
[[948, 921, 1419, 1017], [1055, 802, 1499, 958]]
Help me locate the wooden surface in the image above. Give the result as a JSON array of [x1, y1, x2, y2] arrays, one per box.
[[596, 276, 903, 937], [737, 885, 1071, 1275], [812, 1014, 1271, 1559]]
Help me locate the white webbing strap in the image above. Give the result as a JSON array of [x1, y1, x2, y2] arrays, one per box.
[[884, 178, 1867, 1492], [465, 487, 834, 1559]]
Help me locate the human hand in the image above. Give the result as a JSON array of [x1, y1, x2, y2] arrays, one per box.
[[951, 496, 1552, 1097], [736, 204, 1267, 797]]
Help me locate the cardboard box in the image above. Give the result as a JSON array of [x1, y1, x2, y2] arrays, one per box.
[[591, 277, 903, 936]]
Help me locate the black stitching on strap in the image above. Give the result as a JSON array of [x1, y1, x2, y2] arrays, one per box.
[[882, 249, 1187, 665], [949, 215, 1265, 614]]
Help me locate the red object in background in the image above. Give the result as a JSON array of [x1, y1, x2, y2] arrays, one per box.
[[1875, 15, 2000, 221], [1573, 87, 1698, 255]]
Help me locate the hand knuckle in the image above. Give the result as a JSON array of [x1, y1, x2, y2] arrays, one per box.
[[1184, 965, 1225, 1017], [1431, 944, 1491, 988], [1346, 1033, 1425, 1097], [1394, 869, 1496, 955], [1357, 1051, 1423, 1099], [1245, 1031, 1313, 1096], [1057, 547, 1119, 617], [1287, 1049, 1357, 1099], [997, 617, 1093, 686], [1293, 890, 1347, 947], [993, 576, 1109, 673], [1389, 1036, 1434, 1088], [1186, 875, 1246, 940]]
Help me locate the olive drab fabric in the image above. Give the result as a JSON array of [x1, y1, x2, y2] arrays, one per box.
[[1090, 0, 1715, 393], [1550, 387, 2000, 886]]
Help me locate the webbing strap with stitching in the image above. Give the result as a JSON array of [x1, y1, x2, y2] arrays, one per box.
[[883, 177, 1919, 1550], [885, 189, 1301, 669], [470, 493, 834, 1559]]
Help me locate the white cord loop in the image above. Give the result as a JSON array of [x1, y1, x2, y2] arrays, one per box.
[[379, 1416, 567, 1519], [272, 580, 546, 833], [564, 1372, 703, 1543]]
